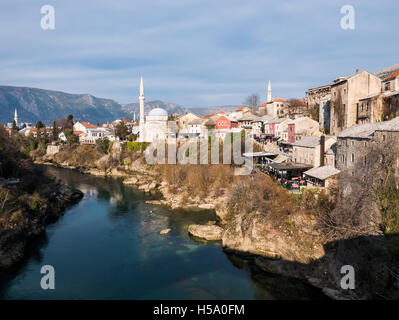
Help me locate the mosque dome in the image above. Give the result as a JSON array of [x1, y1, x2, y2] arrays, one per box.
[[148, 108, 168, 117]]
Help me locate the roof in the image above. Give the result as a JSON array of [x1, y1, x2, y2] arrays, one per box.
[[243, 152, 278, 158], [304, 165, 340, 180], [384, 70, 399, 81], [79, 121, 98, 128], [269, 163, 313, 171], [216, 115, 237, 122], [189, 118, 207, 125], [338, 116, 399, 138], [288, 116, 315, 124], [291, 136, 320, 148], [252, 115, 275, 123], [148, 108, 168, 117], [359, 92, 381, 101], [73, 131, 84, 135], [237, 114, 260, 121], [236, 106, 248, 111], [384, 90, 399, 97], [273, 154, 289, 163], [272, 98, 287, 102], [271, 117, 290, 124]]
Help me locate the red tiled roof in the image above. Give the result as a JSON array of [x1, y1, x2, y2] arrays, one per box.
[[73, 131, 84, 135], [217, 110, 225, 113], [236, 107, 248, 111], [80, 121, 97, 128], [385, 70, 399, 81]]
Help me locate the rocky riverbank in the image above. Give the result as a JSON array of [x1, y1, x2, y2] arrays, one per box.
[[0, 175, 83, 270], [34, 152, 395, 299]]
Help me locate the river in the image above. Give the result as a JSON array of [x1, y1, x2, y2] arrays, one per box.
[[0, 166, 325, 299]]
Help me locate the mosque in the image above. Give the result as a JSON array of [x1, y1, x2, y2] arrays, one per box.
[[138, 76, 171, 142]]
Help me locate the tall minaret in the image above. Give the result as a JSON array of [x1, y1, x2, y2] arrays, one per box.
[[267, 80, 272, 102], [139, 76, 146, 141], [14, 107, 18, 125]]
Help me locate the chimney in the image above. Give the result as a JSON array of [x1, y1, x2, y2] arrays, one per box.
[[320, 135, 325, 167]]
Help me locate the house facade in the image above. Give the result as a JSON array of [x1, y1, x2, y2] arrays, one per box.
[[215, 115, 238, 130], [292, 135, 337, 168], [329, 70, 382, 135], [336, 117, 399, 174]]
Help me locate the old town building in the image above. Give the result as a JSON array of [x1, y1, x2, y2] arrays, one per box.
[[329, 70, 381, 135]]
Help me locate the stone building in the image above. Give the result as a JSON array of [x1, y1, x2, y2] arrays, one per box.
[[287, 116, 320, 143], [263, 99, 289, 118], [303, 165, 340, 188], [144, 108, 170, 142], [336, 117, 399, 174], [237, 114, 259, 130], [305, 84, 331, 132], [292, 135, 337, 168], [176, 112, 199, 134], [329, 70, 381, 135]]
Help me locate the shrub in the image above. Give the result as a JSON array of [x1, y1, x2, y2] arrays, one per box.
[[126, 141, 150, 153], [96, 137, 111, 154], [30, 198, 42, 212]]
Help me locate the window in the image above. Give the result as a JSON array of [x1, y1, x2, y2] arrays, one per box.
[[351, 153, 355, 162], [383, 135, 386, 141]]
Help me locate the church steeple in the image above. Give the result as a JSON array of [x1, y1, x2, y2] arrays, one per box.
[[267, 80, 272, 102]]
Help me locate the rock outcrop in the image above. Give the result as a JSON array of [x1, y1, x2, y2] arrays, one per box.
[[188, 224, 223, 241]]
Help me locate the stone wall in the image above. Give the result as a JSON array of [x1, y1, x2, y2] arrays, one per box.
[[46, 145, 60, 155]]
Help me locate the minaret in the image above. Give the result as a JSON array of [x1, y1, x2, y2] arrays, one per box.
[[139, 76, 146, 141], [267, 80, 272, 102], [14, 107, 18, 125]]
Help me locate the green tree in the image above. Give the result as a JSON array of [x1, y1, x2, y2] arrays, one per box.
[[128, 133, 137, 141], [65, 114, 74, 130], [52, 121, 59, 141], [96, 137, 111, 154], [64, 129, 78, 145], [115, 121, 128, 140], [35, 121, 44, 130], [12, 120, 19, 131]]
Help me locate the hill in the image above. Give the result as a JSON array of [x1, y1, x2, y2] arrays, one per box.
[[0, 86, 188, 125]]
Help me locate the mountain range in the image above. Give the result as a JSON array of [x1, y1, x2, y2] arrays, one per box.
[[0, 86, 190, 125]]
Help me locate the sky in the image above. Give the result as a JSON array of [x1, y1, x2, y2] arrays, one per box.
[[0, 0, 398, 108]]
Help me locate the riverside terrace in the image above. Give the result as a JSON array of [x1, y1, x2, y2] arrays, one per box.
[[243, 152, 311, 191]]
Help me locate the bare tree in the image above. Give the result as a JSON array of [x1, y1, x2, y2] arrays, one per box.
[[243, 94, 260, 112], [287, 98, 308, 118], [315, 134, 399, 242]]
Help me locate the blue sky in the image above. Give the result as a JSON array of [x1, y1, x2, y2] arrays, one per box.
[[0, 0, 398, 108]]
